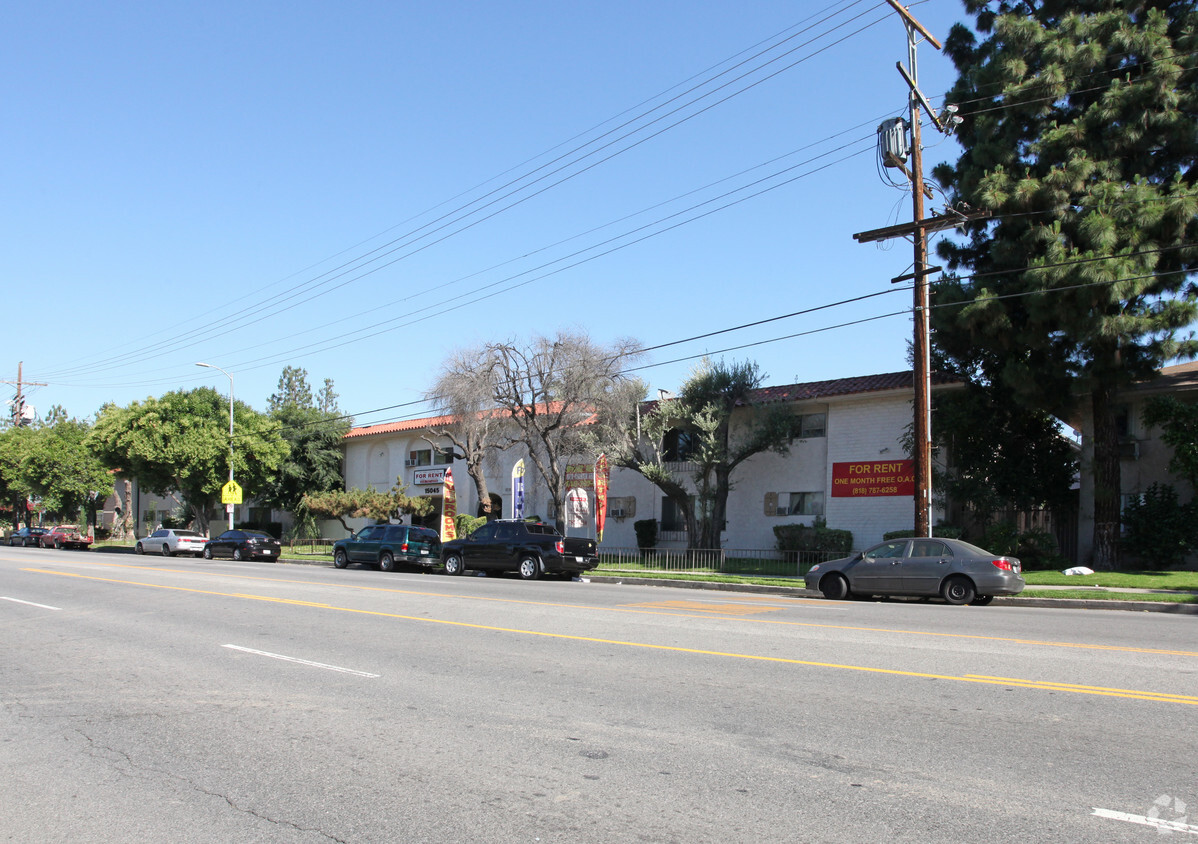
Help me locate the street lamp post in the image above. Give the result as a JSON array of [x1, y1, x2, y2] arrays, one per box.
[[196, 362, 235, 531]]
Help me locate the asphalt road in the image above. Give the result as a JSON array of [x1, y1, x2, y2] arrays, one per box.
[[2, 547, 1195, 843]]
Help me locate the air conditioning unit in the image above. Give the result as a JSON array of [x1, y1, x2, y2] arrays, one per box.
[[776, 507, 789, 516], [610, 508, 626, 519], [404, 459, 416, 467]]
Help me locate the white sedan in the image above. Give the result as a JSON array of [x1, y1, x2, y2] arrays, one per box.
[[136, 529, 208, 557]]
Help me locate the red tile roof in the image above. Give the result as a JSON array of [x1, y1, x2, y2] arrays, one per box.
[[343, 371, 959, 440]]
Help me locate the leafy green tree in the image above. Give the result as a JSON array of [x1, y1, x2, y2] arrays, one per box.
[[301, 479, 432, 534], [261, 368, 351, 514], [931, 0, 1198, 568], [596, 359, 796, 549], [1121, 482, 1196, 568], [932, 382, 1078, 521], [88, 388, 288, 534], [0, 413, 110, 529]]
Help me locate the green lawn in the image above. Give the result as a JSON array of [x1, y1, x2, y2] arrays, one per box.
[[1022, 570, 1198, 590]]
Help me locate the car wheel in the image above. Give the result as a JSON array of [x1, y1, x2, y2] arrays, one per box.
[[161, 543, 172, 557], [820, 573, 850, 600], [135, 542, 144, 554], [970, 594, 994, 606], [443, 554, 464, 576], [379, 551, 396, 572], [54, 540, 62, 550], [518, 556, 541, 580], [333, 549, 349, 569], [942, 576, 976, 606], [233, 548, 245, 562], [202, 546, 213, 560]]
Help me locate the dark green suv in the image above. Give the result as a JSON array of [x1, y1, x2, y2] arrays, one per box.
[[332, 524, 442, 572]]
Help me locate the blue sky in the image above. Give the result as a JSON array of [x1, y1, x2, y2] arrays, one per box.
[[4, 0, 970, 428]]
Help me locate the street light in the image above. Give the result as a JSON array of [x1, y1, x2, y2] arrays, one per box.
[[196, 362, 235, 531]]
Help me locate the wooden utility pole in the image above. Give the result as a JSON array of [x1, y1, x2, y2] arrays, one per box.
[[1, 362, 47, 427], [852, 2, 973, 537]]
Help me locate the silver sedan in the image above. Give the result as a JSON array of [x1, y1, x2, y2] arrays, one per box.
[[804, 537, 1025, 605]]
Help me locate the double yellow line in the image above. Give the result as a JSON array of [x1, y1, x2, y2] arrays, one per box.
[[23, 566, 1198, 707]]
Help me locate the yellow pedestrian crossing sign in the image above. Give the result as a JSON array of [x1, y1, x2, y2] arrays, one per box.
[[221, 480, 243, 504]]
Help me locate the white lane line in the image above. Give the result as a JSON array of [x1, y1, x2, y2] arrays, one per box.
[[222, 645, 379, 678], [1, 596, 62, 611], [1092, 808, 1198, 835]]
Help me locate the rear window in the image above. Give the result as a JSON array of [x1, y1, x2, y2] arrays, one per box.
[[525, 524, 559, 536], [410, 528, 440, 542], [175, 530, 203, 538]]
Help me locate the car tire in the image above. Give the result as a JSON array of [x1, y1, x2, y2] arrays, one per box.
[[820, 573, 850, 600], [54, 540, 62, 550], [443, 554, 464, 576], [518, 556, 541, 580], [233, 548, 245, 562], [333, 549, 349, 569], [380, 551, 396, 572], [135, 542, 144, 555], [970, 594, 994, 606], [942, 576, 976, 606], [161, 544, 172, 557], [203, 546, 213, 560]]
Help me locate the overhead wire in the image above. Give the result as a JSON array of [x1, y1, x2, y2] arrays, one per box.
[[38, 0, 887, 383]]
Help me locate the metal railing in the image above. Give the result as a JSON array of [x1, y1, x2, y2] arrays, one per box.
[[280, 538, 336, 556], [595, 546, 845, 578]]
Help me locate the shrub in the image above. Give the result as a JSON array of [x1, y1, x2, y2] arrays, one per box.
[[633, 519, 658, 551], [1122, 483, 1196, 569], [1014, 529, 1065, 571], [455, 513, 486, 538], [774, 521, 853, 559], [980, 522, 1019, 556]]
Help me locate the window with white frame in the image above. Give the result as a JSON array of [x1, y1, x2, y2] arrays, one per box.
[[793, 413, 826, 439], [433, 445, 454, 465], [787, 491, 824, 516], [408, 449, 432, 467]]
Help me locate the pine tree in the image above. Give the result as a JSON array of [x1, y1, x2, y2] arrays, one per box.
[[932, 0, 1198, 568]]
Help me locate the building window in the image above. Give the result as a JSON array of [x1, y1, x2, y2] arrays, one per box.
[[793, 413, 826, 439], [662, 429, 696, 462], [409, 449, 432, 467], [660, 496, 694, 531], [787, 492, 824, 516], [433, 446, 454, 465]]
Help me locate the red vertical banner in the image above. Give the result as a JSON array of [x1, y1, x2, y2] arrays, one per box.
[[594, 453, 609, 542], [441, 467, 457, 542]]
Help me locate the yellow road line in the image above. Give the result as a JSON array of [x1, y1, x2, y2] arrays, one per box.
[[22, 560, 1198, 658], [21, 567, 1198, 706]]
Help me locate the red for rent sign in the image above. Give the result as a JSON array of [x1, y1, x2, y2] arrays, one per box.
[[831, 460, 915, 498]]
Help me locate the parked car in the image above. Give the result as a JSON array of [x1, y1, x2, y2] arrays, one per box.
[[202, 529, 281, 562], [804, 537, 1024, 605], [440, 519, 599, 580], [136, 528, 208, 557], [41, 525, 92, 550], [8, 527, 49, 547], [333, 523, 442, 572]]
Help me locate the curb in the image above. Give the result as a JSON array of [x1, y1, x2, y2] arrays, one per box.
[[107, 550, 1192, 615], [581, 575, 1198, 614]]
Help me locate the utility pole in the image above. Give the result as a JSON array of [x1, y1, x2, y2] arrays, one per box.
[[852, 2, 981, 537], [2, 362, 47, 427]]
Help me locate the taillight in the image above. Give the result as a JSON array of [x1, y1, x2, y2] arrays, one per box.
[[555, 540, 564, 554], [401, 541, 409, 552], [991, 558, 1013, 571]]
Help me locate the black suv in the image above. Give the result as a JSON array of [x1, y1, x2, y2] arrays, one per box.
[[333, 524, 442, 572]]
